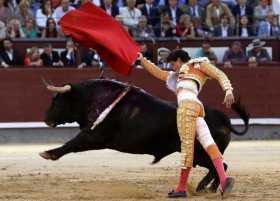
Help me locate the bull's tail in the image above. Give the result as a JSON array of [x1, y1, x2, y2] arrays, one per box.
[[229, 98, 250, 136]]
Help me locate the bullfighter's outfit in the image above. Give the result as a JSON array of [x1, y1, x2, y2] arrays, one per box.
[[140, 55, 235, 198]]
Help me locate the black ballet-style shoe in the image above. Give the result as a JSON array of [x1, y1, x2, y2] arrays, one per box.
[[167, 190, 187, 198], [220, 177, 235, 198]]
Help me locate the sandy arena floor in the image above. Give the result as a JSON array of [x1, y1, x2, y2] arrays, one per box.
[[0, 141, 280, 201]]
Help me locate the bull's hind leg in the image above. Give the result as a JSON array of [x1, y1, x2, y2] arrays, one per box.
[[209, 162, 228, 192], [40, 130, 107, 160]]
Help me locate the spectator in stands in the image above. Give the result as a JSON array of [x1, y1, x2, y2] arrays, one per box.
[[78, 48, 103, 68], [0, 0, 12, 24], [163, 0, 183, 26], [247, 0, 258, 7], [29, 0, 42, 15], [154, 13, 176, 37], [100, 0, 119, 17], [176, 14, 195, 38], [254, 0, 274, 25], [257, 12, 280, 37], [222, 41, 247, 67], [0, 20, 6, 40], [36, 0, 53, 30], [247, 56, 257, 67], [236, 15, 255, 36], [0, 38, 22, 67], [192, 17, 211, 37], [177, 0, 188, 8], [222, 0, 237, 8], [133, 15, 155, 38], [15, 0, 33, 25], [184, 0, 205, 20], [272, 0, 280, 24], [6, 18, 24, 38], [153, 0, 168, 8], [205, 0, 235, 31], [115, 14, 134, 36], [60, 39, 78, 66], [7, 0, 18, 15], [40, 43, 63, 67], [119, 0, 142, 29], [194, 41, 218, 64], [195, 0, 209, 7], [157, 47, 172, 70], [114, 0, 126, 9], [232, 0, 253, 23], [41, 17, 61, 38], [140, 0, 160, 26], [213, 14, 234, 37], [75, 0, 88, 6], [21, 17, 39, 38], [24, 46, 43, 67], [53, 0, 75, 23], [140, 43, 153, 61], [247, 39, 271, 63]]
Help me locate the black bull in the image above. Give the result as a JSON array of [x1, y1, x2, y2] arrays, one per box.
[[41, 79, 249, 192]]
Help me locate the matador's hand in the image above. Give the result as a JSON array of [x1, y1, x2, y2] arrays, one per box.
[[223, 90, 235, 108], [137, 52, 143, 60]]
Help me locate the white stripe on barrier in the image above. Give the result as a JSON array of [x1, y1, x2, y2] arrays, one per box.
[[0, 118, 279, 129], [0, 122, 79, 129]]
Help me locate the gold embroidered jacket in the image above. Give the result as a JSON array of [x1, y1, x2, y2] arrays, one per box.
[[140, 57, 233, 92]]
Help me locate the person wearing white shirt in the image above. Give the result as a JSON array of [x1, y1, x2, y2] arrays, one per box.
[[119, 0, 142, 29], [258, 12, 280, 37], [272, 0, 280, 22], [53, 0, 75, 24], [254, 0, 274, 24], [36, 0, 53, 29], [213, 14, 234, 36]]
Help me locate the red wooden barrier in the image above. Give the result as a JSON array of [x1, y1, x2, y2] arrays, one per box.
[[0, 67, 279, 122]]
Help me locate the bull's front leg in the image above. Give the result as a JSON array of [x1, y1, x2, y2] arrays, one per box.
[[39, 129, 107, 160]]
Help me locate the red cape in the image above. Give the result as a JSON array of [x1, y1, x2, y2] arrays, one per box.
[[59, 2, 141, 75]]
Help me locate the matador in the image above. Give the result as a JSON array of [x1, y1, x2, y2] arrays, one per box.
[[138, 49, 235, 198]]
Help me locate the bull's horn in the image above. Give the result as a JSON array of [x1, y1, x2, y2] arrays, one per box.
[[41, 77, 71, 93], [99, 68, 104, 79], [47, 85, 71, 93], [41, 77, 51, 87]]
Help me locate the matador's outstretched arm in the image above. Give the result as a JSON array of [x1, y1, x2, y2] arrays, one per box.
[[139, 55, 169, 81]]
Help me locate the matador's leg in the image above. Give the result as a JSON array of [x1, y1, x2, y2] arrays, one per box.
[[195, 117, 234, 196], [177, 100, 202, 168], [168, 100, 202, 198]]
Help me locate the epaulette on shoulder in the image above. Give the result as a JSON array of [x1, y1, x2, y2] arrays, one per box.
[[187, 57, 210, 64], [187, 57, 210, 69]]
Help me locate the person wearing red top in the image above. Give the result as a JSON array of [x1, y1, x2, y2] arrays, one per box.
[[24, 46, 43, 67], [176, 14, 195, 38]]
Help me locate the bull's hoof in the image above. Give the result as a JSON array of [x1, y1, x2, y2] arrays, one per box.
[[196, 187, 207, 193], [208, 184, 218, 193], [221, 177, 235, 198], [39, 151, 59, 161]]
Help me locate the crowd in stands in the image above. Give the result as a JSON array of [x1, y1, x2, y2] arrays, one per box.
[[0, 37, 104, 68], [0, 0, 279, 68]]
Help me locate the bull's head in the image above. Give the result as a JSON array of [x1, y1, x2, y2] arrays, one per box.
[[43, 79, 85, 128]]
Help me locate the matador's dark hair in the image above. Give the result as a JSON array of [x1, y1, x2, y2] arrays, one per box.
[[166, 49, 191, 63]]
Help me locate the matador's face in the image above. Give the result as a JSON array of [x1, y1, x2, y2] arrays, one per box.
[[171, 58, 184, 72]]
